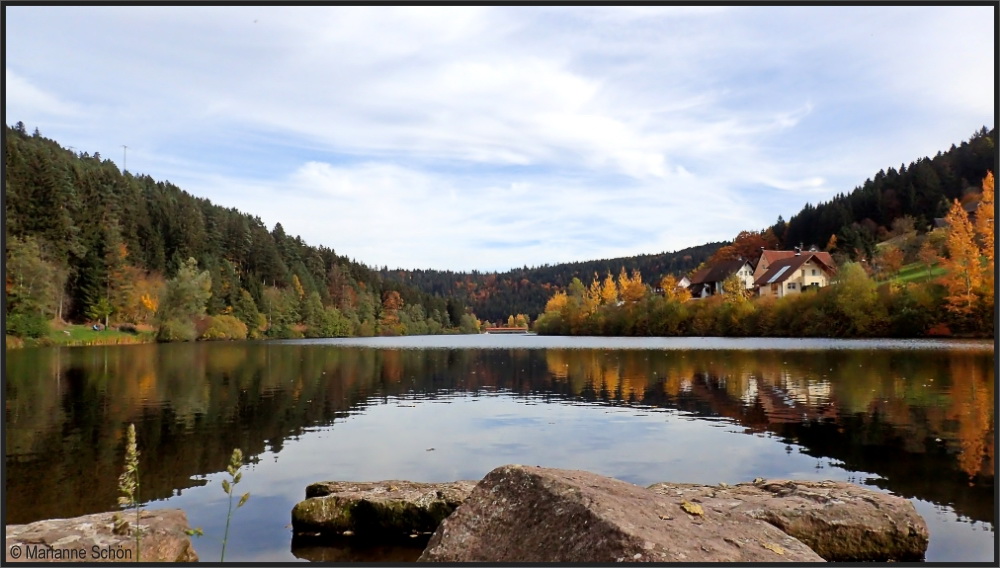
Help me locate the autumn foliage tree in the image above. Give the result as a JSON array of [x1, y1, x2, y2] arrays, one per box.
[[659, 275, 691, 303], [599, 272, 618, 305], [972, 171, 994, 328], [873, 244, 905, 280], [617, 268, 647, 303], [709, 229, 780, 264], [973, 171, 994, 282], [940, 196, 983, 325]]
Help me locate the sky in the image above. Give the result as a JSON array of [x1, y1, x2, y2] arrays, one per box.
[[4, 5, 995, 272]]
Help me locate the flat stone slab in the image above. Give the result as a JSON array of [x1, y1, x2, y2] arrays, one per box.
[[5, 509, 198, 563], [292, 480, 477, 540], [418, 465, 825, 562], [646, 479, 928, 561]]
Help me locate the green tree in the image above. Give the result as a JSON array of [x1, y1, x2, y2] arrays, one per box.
[[459, 313, 480, 334], [302, 291, 326, 337], [156, 257, 212, 341], [233, 288, 264, 338], [5, 236, 62, 322], [828, 262, 886, 336]]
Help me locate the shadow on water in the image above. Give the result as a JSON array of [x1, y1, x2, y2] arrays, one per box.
[[4, 338, 994, 561]]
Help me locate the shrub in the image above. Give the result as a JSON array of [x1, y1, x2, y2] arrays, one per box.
[[5, 310, 50, 338], [117, 323, 138, 334], [157, 318, 197, 342], [200, 315, 248, 341]]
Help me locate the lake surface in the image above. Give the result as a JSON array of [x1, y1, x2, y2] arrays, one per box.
[[4, 336, 994, 562]]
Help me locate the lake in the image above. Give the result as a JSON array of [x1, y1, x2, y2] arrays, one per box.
[[4, 335, 994, 562]]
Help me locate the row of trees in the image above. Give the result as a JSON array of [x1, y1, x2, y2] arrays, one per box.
[[378, 241, 723, 324], [4, 124, 481, 340], [535, 172, 993, 338]]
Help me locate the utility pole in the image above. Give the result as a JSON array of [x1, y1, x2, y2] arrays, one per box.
[[122, 145, 128, 173]]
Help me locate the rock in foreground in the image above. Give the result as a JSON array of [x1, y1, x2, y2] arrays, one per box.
[[5, 509, 198, 563], [292, 480, 477, 540], [418, 465, 825, 562], [647, 479, 928, 562]]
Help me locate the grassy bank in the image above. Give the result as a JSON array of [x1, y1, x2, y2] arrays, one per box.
[[6, 324, 157, 349]]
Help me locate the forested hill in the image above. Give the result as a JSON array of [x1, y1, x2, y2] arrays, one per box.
[[771, 127, 995, 258], [4, 123, 479, 338]]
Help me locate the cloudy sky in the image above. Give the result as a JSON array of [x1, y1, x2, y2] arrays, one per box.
[[5, 6, 994, 272]]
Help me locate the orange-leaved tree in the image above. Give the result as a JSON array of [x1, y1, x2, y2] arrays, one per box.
[[917, 239, 939, 282], [973, 171, 994, 282], [973, 171, 994, 326], [940, 198, 982, 319]]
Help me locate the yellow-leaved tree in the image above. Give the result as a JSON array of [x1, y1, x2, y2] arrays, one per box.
[[941, 198, 982, 319], [600, 272, 618, 305], [974, 171, 994, 281], [618, 268, 647, 303], [973, 171, 994, 325], [659, 275, 691, 303], [544, 291, 568, 314]]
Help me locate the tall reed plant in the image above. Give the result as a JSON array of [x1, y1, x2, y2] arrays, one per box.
[[115, 423, 142, 561], [220, 448, 250, 562]]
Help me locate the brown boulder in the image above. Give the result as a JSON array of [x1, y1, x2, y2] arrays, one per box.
[[418, 465, 824, 562], [647, 479, 928, 561], [292, 480, 477, 539], [5, 509, 198, 562]]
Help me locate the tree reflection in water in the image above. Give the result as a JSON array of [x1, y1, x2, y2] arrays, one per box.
[[4, 340, 993, 553]]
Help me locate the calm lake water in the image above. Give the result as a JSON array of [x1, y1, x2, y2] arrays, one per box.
[[4, 336, 995, 562]]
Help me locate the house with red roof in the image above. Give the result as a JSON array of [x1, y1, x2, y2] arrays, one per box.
[[752, 249, 835, 282], [753, 250, 837, 299]]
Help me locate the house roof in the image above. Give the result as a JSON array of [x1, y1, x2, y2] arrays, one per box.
[[758, 250, 834, 268], [688, 259, 751, 285], [753, 253, 836, 287]]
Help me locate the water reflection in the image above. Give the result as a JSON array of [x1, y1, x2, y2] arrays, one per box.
[[4, 339, 994, 561]]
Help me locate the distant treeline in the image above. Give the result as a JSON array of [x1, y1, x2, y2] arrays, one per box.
[[377, 242, 723, 324]]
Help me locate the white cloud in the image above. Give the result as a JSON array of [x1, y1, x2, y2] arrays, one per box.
[[4, 69, 81, 117], [3, 5, 993, 271]]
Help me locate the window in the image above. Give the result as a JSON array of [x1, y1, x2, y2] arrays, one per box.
[[811, 269, 816, 276], [788, 283, 797, 290]]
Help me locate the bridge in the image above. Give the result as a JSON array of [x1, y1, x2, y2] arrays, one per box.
[[483, 326, 530, 334]]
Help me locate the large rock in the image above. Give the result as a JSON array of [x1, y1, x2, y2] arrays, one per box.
[[647, 479, 928, 562], [418, 465, 825, 562], [292, 480, 477, 540], [5, 509, 198, 563]]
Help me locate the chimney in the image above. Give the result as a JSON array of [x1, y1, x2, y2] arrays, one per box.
[[794, 246, 801, 256]]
